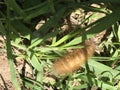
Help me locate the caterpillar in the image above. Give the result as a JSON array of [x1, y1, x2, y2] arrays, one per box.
[[53, 40, 96, 76]]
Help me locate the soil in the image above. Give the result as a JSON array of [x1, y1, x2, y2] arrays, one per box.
[[0, 36, 15, 90]]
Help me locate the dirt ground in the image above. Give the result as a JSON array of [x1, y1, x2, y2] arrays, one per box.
[[0, 36, 15, 90]]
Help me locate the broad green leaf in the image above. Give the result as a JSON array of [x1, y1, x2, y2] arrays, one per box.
[[27, 51, 43, 72], [36, 71, 43, 83], [87, 60, 120, 80]]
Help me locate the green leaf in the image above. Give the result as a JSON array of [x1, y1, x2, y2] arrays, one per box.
[[27, 51, 43, 72], [87, 60, 120, 80]]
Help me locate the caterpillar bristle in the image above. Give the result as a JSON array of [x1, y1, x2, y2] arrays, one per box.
[[53, 40, 96, 76]]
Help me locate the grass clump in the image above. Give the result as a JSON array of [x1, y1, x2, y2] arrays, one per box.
[[0, 0, 120, 90]]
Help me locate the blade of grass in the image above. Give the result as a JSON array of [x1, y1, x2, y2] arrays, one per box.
[[85, 8, 120, 38], [36, 7, 66, 35], [48, 0, 55, 13], [5, 1, 21, 90], [11, 20, 31, 40], [0, 21, 5, 34], [24, 1, 50, 21], [29, 30, 59, 49], [22, 77, 43, 90], [8, 0, 26, 17], [73, 84, 88, 90], [51, 30, 79, 46], [62, 36, 82, 47], [11, 42, 27, 50], [112, 23, 119, 41], [118, 25, 120, 42], [92, 56, 119, 61]]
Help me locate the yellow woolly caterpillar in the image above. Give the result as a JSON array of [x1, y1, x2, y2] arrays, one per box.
[[53, 40, 96, 76]]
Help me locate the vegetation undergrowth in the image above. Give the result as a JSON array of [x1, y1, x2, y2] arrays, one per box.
[[0, 0, 120, 90]]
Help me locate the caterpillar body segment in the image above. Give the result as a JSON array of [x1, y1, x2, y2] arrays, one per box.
[[53, 40, 96, 75]]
